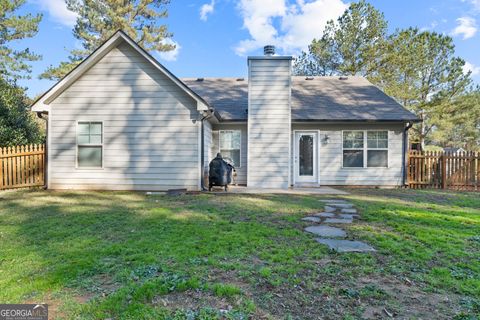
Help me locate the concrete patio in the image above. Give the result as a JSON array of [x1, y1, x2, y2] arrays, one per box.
[[221, 186, 349, 195]]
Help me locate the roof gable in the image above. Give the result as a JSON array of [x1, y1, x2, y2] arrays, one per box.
[[31, 31, 210, 113]]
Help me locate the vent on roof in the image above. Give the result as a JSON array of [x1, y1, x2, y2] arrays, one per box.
[[196, 78, 204, 82], [264, 45, 275, 56], [305, 76, 314, 80], [236, 78, 245, 81], [339, 76, 349, 80]]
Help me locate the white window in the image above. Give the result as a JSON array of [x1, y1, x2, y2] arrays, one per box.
[[77, 122, 103, 168], [219, 130, 241, 167], [343, 131, 364, 167], [367, 131, 388, 167], [343, 130, 388, 168]]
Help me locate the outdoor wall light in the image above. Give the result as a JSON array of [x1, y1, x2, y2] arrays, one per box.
[[323, 134, 330, 143]]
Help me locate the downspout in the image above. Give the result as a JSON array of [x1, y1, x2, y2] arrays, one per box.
[[200, 111, 213, 191], [36, 112, 48, 189], [402, 122, 414, 187]]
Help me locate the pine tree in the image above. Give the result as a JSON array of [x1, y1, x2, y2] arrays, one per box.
[[0, 0, 42, 80], [377, 28, 471, 147], [293, 0, 387, 77], [40, 0, 175, 80]]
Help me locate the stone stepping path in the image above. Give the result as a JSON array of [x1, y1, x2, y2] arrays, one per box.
[[303, 199, 375, 253]]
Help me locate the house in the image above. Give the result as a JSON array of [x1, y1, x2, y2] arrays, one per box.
[[443, 147, 466, 154], [31, 31, 419, 191]]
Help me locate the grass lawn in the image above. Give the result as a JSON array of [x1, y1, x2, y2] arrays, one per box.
[[0, 189, 479, 319]]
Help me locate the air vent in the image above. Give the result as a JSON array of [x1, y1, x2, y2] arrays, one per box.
[[305, 76, 314, 80], [196, 78, 204, 82], [264, 45, 275, 56], [339, 76, 349, 80]]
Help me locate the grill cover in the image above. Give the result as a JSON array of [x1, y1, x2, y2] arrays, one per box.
[[209, 153, 234, 190]]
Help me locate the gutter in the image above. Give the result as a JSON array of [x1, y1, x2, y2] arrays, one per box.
[[200, 110, 214, 191], [36, 112, 48, 189], [402, 122, 414, 187]]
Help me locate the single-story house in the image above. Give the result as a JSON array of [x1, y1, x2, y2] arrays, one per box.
[[31, 30, 419, 191], [443, 147, 466, 154]]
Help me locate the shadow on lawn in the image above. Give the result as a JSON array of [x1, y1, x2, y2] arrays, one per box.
[[5, 191, 323, 298]]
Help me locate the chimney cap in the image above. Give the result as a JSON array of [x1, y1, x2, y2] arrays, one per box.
[[264, 45, 275, 56]]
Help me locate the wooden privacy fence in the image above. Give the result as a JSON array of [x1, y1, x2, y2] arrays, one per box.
[[408, 151, 480, 190], [0, 144, 45, 190]]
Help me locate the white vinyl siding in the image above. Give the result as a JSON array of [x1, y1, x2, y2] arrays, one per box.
[[48, 42, 201, 191], [248, 58, 291, 188], [292, 123, 404, 186]]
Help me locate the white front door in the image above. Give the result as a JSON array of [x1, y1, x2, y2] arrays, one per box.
[[294, 131, 318, 184]]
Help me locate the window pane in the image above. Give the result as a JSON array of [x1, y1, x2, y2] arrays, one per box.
[[343, 140, 353, 149], [377, 131, 388, 139], [377, 140, 388, 148], [343, 131, 363, 148], [78, 123, 90, 134], [78, 146, 102, 167], [367, 139, 377, 148], [220, 131, 240, 149], [353, 140, 364, 148], [90, 134, 102, 144], [367, 131, 388, 149], [299, 134, 314, 176], [220, 150, 240, 167], [90, 123, 102, 135], [231, 131, 241, 149], [367, 150, 388, 167], [343, 150, 364, 167], [78, 134, 90, 144]]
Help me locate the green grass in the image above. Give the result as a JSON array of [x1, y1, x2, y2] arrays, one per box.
[[0, 189, 478, 319]]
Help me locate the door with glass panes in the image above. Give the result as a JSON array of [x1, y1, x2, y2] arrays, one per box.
[[294, 131, 318, 184]]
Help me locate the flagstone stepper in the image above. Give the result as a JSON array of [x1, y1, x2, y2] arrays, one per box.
[[314, 212, 336, 218], [301, 216, 321, 223], [304, 226, 347, 238], [324, 218, 353, 224], [324, 206, 337, 213], [315, 239, 376, 253], [328, 203, 354, 209]]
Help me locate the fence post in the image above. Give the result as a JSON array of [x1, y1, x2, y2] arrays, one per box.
[[441, 153, 447, 189], [0, 147, 3, 189]]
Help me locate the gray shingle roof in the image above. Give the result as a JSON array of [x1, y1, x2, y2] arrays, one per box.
[[182, 76, 419, 122]]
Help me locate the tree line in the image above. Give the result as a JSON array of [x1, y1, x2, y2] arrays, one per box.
[[293, 1, 480, 150], [1, 0, 479, 150]]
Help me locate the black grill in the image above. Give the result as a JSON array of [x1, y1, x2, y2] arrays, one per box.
[[209, 153, 234, 191]]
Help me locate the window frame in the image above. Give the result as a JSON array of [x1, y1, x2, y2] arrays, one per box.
[[76, 121, 104, 170], [342, 130, 389, 169], [366, 130, 389, 168], [219, 130, 241, 168]]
